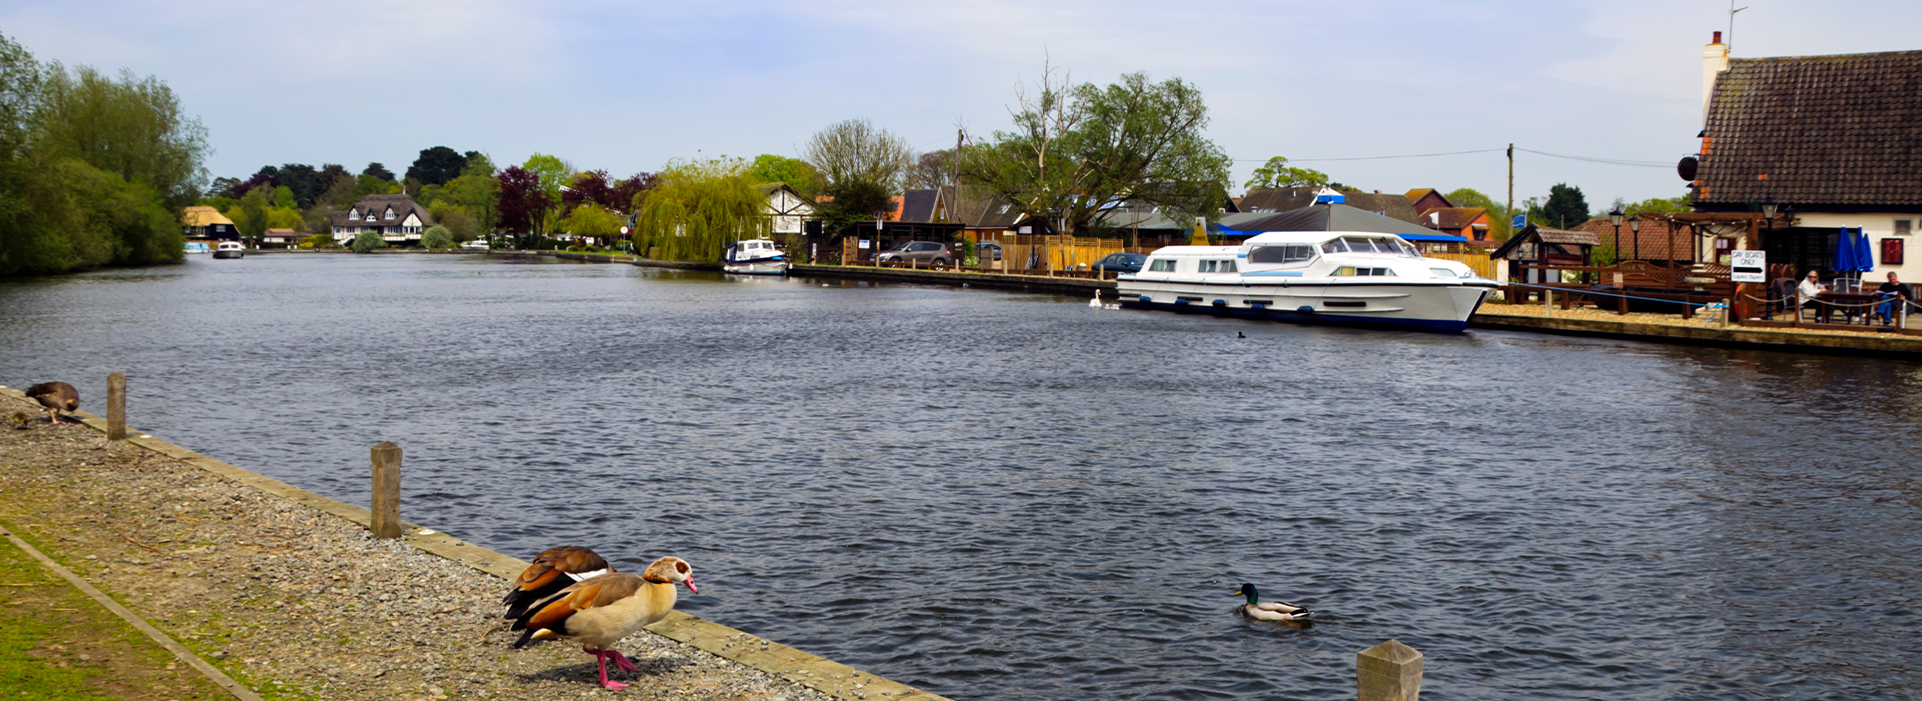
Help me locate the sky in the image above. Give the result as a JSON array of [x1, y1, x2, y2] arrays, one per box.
[[5, 0, 1920, 211]]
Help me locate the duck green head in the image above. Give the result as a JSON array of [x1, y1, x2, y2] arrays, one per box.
[[1235, 583, 1259, 603]]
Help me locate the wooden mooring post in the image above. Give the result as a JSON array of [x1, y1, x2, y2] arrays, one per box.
[[370, 442, 402, 539], [1357, 639, 1422, 701], [106, 373, 126, 441]]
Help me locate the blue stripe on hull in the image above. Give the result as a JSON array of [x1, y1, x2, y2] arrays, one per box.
[[1119, 300, 1468, 332]]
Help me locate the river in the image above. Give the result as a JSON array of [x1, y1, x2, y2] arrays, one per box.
[[3, 253, 1918, 700]]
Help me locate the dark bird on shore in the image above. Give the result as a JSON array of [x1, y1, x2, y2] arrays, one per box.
[[1237, 331, 1245, 338], [1235, 583, 1313, 622], [25, 382, 78, 425], [511, 556, 697, 691], [504, 546, 614, 620]]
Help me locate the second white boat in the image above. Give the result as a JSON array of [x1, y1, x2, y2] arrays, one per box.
[[1116, 230, 1499, 332], [723, 239, 788, 275]]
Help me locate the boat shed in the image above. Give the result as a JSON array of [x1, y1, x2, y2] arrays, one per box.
[[1490, 224, 1602, 284]]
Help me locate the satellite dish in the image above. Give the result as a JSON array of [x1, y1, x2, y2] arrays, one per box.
[[1677, 156, 1699, 181]]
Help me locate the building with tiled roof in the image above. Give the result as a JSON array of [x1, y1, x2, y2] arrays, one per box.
[[1418, 207, 1494, 249], [331, 194, 435, 246], [1405, 189, 1451, 214], [1239, 187, 1420, 223], [1693, 32, 1922, 275], [1573, 216, 1691, 263]]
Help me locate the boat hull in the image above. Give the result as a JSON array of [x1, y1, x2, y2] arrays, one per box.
[[212, 249, 245, 259], [723, 259, 788, 275], [1116, 281, 1494, 332]]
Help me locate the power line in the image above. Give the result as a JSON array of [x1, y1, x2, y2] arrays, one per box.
[[1232, 147, 1673, 169]]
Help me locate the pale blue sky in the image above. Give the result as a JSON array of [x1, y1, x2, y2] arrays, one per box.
[[5, 0, 1918, 210]]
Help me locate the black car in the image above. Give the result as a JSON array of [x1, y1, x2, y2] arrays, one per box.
[[1092, 252, 1147, 274]]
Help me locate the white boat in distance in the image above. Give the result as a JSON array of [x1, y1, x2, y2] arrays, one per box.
[[723, 239, 787, 275], [1116, 230, 1500, 332], [212, 241, 245, 259]]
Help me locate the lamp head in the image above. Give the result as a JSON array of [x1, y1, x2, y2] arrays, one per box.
[[1628, 215, 1642, 233], [1607, 207, 1625, 227], [1761, 196, 1779, 220]]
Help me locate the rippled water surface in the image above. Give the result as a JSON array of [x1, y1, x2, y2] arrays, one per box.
[[4, 254, 1921, 700]]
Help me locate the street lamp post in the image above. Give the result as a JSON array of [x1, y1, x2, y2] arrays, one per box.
[[1628, 215, 1643, 265], [1608, 207, 1625, 268]]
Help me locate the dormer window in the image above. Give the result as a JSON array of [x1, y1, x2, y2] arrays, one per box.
[[347, 208, 359, 219], [365, 212, 375, 222], [384, 208, 396, 220]]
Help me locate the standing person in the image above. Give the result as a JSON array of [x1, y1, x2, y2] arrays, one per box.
[[1876, 271, 1913, 326], [1798, 270, 1829, 322]]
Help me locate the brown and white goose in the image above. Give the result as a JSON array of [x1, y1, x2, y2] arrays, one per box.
[[510, 556, 697, 691], [25, 382, 78, 425], [503, 546, 614, 620]]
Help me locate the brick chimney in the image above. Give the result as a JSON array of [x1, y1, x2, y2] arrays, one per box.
[[1703, 31, 1729, 120]]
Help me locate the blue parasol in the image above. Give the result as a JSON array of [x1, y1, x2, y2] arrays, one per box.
[[1834, 227, 1857, 275], [1854, 227, 1876, 272]]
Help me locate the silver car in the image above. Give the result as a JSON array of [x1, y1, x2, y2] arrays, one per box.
[[875, 241, 953, 267]]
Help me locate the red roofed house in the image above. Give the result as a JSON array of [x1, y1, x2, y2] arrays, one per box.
[[1405, 189, 1494, 249]]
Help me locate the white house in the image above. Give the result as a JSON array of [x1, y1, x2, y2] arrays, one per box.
[[331, 194, 435, 246], [1691, 32, 1922, 277], [755, 182, 815, 235]]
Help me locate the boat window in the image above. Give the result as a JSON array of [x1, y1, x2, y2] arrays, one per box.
[[1321, 240, 1346, 253], [1431, 268, 1462, 278], [1249, 244, 1316, 264], [1218, 260, 1236, 273], [1333, 266, 1396, 276], [1148, 259, 1176, 272]]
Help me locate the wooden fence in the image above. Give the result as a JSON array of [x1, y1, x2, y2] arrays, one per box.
[[1422, 252, 1500, 280]]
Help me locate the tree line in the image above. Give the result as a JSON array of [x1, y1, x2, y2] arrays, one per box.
[[0, 32, 208, 275]]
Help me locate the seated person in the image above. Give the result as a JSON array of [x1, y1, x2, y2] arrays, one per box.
[[1876, 271, 1913, 325], [1798, 271, 1829, 321]]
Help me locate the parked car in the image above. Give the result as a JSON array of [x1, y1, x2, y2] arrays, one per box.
[[461, 239, 490, 250], [1092, 252, 1148, 274], [876, 241, 954, 268], [975, 241, 1003, 263]]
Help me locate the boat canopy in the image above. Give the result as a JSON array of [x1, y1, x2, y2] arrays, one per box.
[[1218, 203, 1465, 242]]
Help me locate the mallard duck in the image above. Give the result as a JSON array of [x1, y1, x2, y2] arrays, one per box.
[[511, 556, 697, 691], [502, 545, 615, 620], [25, 382, 78, 425], [1235, 583, 1313, 622]]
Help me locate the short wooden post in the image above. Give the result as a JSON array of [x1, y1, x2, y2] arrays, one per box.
[[1357, 639, 1423, 701], [370, 442, 402, 539], [105, 373, 126, 441], [1721, 298, 1732, 327]]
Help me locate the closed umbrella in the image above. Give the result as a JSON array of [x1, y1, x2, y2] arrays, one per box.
[[1833, 227, 1857, 280], [1854, 227, 1876, 272]]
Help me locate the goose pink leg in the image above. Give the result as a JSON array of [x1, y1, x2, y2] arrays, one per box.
[[586, 647, 629, 691], [607, 649, 638, 673]]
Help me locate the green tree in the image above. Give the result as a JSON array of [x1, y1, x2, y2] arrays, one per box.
[[236, 186, 268, 241], [1529, 183, 1589, 229], [443, 174, 499, 235], [804, 118, 911, 233], [521, 153, 570, 210], [747, 154, 817, 197], [361, 162, 394, 181], [460, 151, 495, 178], [1624, 195, 1689, 216], [635, 157, 767, 262], [351, 231, 385, 252], [406, 146, 465, 186], [966, 68, 1230, 241], [1243, 157, 1330, 190], [420, 225, 453, 249], [300, 232, 332, 248], [562, 202, 622, 240]]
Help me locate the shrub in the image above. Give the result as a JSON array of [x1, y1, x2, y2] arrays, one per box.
[[421, 225, 453, 249], [351, 231, 385, 253]]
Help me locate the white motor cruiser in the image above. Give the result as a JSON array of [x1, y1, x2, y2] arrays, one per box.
[[723, 239, 787, 275], [1116, 231, 1499, 332], [212, 241, 246, 259]]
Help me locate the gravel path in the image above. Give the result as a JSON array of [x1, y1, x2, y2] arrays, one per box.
[[0, 395, 833, 701]]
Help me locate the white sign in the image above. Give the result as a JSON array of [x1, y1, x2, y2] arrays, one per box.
[[1730, 250, 1767, 283], [619, 226, 629, 235], [858, 239, 870, 249]]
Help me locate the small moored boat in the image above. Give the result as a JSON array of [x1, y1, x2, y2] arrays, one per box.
[[723, 239, 786, 275], [184, 242, 211, 255], [212, 241, 246, 259], [1116, 230, 1499, 332]]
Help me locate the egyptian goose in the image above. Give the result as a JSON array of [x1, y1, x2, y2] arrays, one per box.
[[511, 556, 697, 690], [1234, 583, 1313, 622], [503, 546, 614, 620], [25, 382, 78, 425]]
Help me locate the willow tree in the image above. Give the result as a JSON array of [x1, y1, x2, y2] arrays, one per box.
[[635, 157, 767, 262]]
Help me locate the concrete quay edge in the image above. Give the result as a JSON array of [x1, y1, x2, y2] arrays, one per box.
[[0, 386, 953, 701], [790, 264, 1114, 295], [1470, 309, 1922, 358]]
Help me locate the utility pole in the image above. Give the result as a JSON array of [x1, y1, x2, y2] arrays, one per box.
[[1506, 143, 1514, 235]]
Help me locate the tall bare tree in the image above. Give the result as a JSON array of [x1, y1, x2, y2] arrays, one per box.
[[803, 117, 912, 233]]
